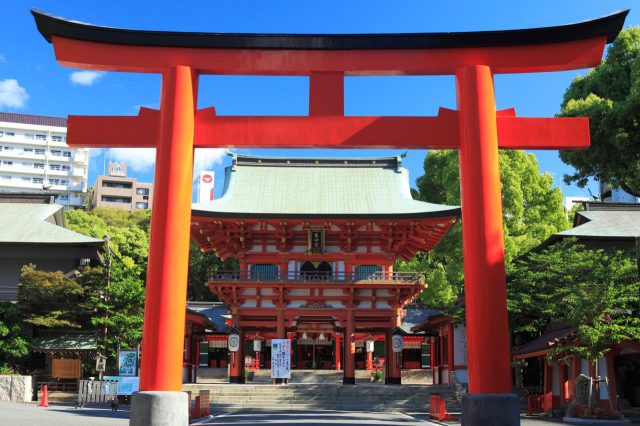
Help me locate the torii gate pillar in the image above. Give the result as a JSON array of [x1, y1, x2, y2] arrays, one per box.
[[456, 65, 511, 394]]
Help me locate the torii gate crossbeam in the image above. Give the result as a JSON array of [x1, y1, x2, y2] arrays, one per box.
[[32, 8, 628, 426]]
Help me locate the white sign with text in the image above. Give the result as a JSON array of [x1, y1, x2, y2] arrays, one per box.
[[271, 339, 291, 379]]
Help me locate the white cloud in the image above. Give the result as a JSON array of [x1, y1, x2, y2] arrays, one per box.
[[0, 79, 29, 109], [110, 148, 157, 171], [194, 148, 226, 179], [70, 71, 104, 86], [109, 147, 226, 175]]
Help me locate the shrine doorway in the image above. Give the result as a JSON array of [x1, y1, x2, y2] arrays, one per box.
[[300, 261, 332, 280]]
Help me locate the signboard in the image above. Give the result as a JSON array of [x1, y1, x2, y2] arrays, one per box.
[[103, 376, 140, 396], [197, 171, 215, 203], [228, 333, 241, 352], [392, 334, 404, 353], [271, 339, 291, 379], [308, 229, 325, 254], [118, 350, 137, 376], [95, 355, 107, 372]]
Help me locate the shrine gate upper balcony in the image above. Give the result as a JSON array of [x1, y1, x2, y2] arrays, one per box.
[[210, 270, 424, 285]]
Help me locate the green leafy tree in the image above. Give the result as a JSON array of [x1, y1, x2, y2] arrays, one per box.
[[507, 238, 640, 379], [17, 265, 86, 328], [188, 243, 238, 301], [559, 28, 640, 196], [90, 262, 145, 359], [0, 302, 29, 372], [399, 150, 569, 308]]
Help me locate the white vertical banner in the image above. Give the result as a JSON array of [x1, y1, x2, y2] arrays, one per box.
[[271, 339, 291, 379], [197, 171, 215, 203]]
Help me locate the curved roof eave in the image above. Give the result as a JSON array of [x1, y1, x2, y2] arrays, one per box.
[[191, 208, 461, 221], [32, 9, 628, 50]]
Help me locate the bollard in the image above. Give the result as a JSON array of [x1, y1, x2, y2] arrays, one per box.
[[38, 385, 49, 407]]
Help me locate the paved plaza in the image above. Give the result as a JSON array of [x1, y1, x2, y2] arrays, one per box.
[[0, 402, 606, 426]]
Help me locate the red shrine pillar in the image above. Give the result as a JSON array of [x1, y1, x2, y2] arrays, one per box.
[[139, 65, 196, 391], [334, 333, 341, 370], [366, 351, 374, 371], [456, 65, 512, 394], [276, 309, 285, 338], [343, 311, 355, 384], [385, 313, 402, 385]]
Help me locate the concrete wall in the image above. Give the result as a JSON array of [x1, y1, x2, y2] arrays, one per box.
[[0, 375, 33, 402]]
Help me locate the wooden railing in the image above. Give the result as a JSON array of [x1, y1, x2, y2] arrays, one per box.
[[211, 270, 424, 284]]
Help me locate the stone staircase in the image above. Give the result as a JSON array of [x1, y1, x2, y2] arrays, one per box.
[[182, 383, 458, 413]]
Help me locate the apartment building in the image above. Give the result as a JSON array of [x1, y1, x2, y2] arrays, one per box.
[[0, 112, 89, 209], [90, 162, 153, 212]]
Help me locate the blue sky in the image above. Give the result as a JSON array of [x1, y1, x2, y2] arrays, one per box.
[[0, 0, 637, 200]]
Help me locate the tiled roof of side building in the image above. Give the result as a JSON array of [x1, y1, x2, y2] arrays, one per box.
[[192, 154, 460, 219], [0, 203, 102, 245], [0, 112, 67, 128]]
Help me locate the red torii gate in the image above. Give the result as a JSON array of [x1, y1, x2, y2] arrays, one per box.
[[32, 8, 627, 424]]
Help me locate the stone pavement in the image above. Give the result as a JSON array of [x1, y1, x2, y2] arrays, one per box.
[[194, 409, 435, 425], [0, 402, 129, 426]]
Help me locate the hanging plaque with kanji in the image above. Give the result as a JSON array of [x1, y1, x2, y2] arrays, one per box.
[[308, 229, 325, 254]]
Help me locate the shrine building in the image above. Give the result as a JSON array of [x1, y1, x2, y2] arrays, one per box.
[[190, 153, 459, 384]]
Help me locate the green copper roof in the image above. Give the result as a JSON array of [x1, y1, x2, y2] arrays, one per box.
[[0, 203, 102, 245], [556, 210, 640, 239], [193, 154, 460, 219]]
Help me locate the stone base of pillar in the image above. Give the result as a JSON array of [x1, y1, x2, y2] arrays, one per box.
[[461, 394, 519, 426], [343, 376, 355, 385], [130, 391, 188, 426], [229, 375, 244, 384], [385, 377, 401, 385]]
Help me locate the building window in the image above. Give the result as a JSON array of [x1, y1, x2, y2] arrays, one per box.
[[24, 133, 35, 140], [49, 164, 60, 171], [63, 151, 71, 158], [250, 264, 277, 280], [101, 196, 131, 203], [60, 180, 68, 185], [34, 163, 44, 169], [23, 147, 33, 153], [21, 176, 30, 181], [3, 146, 13, 151], [2, 161, 13, 166], [136, 187, 149, 195], [50, 150, 62, 156], [33, 177, 43, 184], [102, 181, 132, 189], [48, 178, 60, 185], [355, 265, 382, 280], [51, 135, 63, 142], [4, 132, 14, 137], [1, 175, 11, 180], [58, 194, 69, 201], [35, 148, 45, 155], [61, 165, 70, 171], [22, 162, 32, 167], [135, 202, 149, 209], [35, 134, 46, 141]]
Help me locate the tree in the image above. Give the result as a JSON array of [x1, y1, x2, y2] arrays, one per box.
[[188, 243, 238, 301], [559, 28, 640, 197], [0, 302, 29, 372], [399, 150, 569, 308], [90, 262, 145, 359], [17, 265, 86, 328], [507, 238, 640, 408]]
